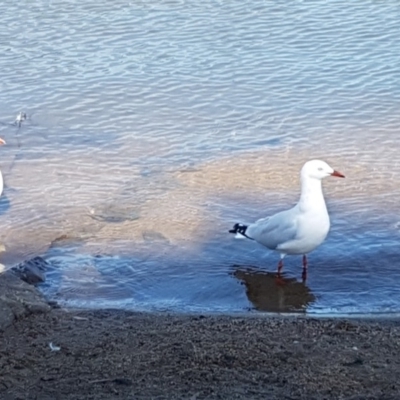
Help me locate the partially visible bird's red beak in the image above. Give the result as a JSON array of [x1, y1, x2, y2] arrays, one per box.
[[331, 170, 345, 178], [0, 138, 5, 145]]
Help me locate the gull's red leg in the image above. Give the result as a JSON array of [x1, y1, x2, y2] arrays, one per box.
[[302, 255, 308, 282], [275, 258, 286, 286], [277, 259, 284, 275]]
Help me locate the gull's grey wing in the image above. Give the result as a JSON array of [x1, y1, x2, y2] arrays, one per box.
[[246, 209, 298, 250]]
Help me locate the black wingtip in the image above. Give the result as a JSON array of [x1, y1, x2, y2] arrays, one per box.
[[229, 223, 249, 235], [229, 223, 253, 240], [229, 223, 240, 234]]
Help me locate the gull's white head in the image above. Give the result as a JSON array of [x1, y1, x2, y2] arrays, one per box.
[[301, 159, 345, 180]]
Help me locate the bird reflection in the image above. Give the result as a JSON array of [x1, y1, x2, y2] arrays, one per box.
[[233, 267, 315, 313]]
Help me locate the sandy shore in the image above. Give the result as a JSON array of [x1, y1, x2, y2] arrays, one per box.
[[0, 272, 400, 399]]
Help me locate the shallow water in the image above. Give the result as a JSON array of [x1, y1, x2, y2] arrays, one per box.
[[1, 0, 400, 315]]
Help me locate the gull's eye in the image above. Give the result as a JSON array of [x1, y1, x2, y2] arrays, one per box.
[[318, 167, 323, 171]]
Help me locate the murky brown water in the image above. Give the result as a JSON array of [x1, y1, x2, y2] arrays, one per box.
[[1, 0, 400, 314]]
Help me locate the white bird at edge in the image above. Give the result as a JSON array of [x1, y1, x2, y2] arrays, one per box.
[[0, 137, 6, 196], [229, 159, 345, 282], [15, 112, 27, 127]]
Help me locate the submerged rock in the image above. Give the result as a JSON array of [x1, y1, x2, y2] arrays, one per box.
[[12, 256, 51, 285], [142, 230, 169, 243], [88, 207, 140, 223]]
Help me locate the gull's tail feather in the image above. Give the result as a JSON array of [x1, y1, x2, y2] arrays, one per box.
[[229, 223, 253, 240]]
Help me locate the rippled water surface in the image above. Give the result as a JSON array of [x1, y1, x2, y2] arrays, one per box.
[[1, 0, 400, 315]]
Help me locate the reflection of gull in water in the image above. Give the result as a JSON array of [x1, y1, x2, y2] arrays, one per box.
[[234, 267, 315, 313], [229, 160, 344, 281]]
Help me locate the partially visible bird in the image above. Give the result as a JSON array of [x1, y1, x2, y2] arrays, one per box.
[[0, 137, 6, 195], [15, 112, 27, 127], [229, 159, 345, 281]]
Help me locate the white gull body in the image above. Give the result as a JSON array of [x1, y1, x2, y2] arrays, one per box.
[[229, 160, 344, 279]]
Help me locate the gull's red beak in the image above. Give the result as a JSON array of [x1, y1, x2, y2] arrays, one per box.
[[0, 138, 6, 145], [331, 170, 345, 178]]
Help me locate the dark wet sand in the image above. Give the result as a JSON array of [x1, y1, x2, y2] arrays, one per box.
[[1, 306, 400, 400]]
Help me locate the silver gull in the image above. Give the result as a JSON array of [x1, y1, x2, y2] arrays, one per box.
[[229, 159, 345, 281]]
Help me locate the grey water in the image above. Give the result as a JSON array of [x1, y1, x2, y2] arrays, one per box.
[[1, 0, 400, 315]]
